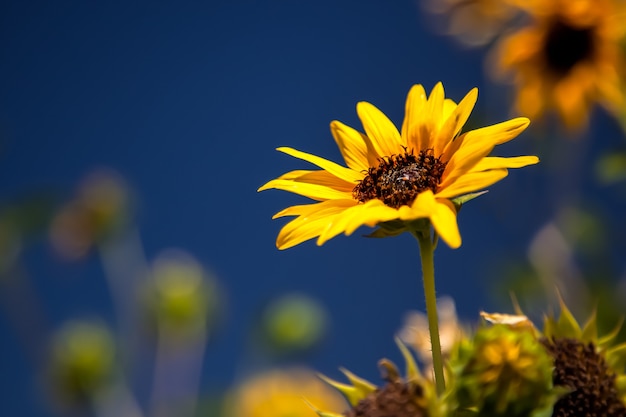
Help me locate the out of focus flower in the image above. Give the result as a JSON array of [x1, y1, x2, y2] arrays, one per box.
[[47, 320, 116, 407], [50, 169, 130, 259], [399, 296, 464, 370], [144, 249, 219, 340], [318, 340, 443, 417], [223, 368, 346, 417], [260, 293, 328, 355], [540, 298, 626, 416], [259, 82, 537, 249], [421, 0, 519, 47], [493, 0, 626, 130], [451, 322, 558, 417]]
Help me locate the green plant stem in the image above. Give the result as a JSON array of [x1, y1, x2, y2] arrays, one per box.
[[413, 229, 445, 396]]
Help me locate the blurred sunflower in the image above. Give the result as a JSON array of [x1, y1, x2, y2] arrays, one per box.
[[493, 0, 626, 129], [482, 300, 626, 416], [259, 82, 537, 250], [222, 368, 346, 417], [540, 299, 626, 416], [317, 340, 443, 417]]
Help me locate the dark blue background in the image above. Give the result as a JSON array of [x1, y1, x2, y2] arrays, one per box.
[[2, 1, 621, 416]]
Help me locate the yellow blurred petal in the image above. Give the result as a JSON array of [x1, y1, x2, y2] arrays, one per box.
[[277, 147, 363, 184], [356, 101, 404, 158], [471, 155, 539, 171], [436, 169, 509, 199], [498, 29, 543, 68], [330, 120, 371, 172]]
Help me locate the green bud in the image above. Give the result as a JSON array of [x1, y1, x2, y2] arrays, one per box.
[[145, 250, 219, 340], [261, 293, 328, 354], [452, 324, 558, 417], [48, 320, 115, 406]]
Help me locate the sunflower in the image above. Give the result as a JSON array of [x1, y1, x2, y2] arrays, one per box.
[[222, 368, 347, 417], [540, 299, 626, 416], [493, 0, 626, 129], [314, 339, 444, 417], [259, 82, 538, 250], [482, 299, 626, 416]]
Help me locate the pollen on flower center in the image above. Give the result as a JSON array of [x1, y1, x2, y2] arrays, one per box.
[[353, 149, 447, 208], [544, 20, 595, 74], [541, 337, 626, 417]]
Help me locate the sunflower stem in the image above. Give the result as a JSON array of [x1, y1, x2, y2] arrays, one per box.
[[413, 229, 445, 396]]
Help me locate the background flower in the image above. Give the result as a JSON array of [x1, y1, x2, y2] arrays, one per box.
[[492, 0, 626, 129]]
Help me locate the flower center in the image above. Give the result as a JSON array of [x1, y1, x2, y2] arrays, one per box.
[[541, 337, 626, 417], [353, 149, 447, 208], [544, 19, 595, 74]]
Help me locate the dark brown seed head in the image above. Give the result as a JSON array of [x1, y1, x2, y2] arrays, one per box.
[[541, 337, 626, 417], [343, 374, 427, 417], [353, 149, 447, 208]]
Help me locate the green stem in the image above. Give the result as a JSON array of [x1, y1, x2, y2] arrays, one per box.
[[413, 229, 446, 396]]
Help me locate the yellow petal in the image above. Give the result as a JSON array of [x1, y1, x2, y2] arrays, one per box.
[[276, 201, 357, 249], [277, 147, 363, 184], [330, 120, 371, 171], [431, 200, 461, 249], [471, 155, 539, 171], [436, 169, 508, 199], [402, 84, 428, 152], [441, 98, 457, 122], [356, 101, 404, 158], [260, 169, 355, 193], [259, 179, 352, 201], [435, 88, 478, 156], [404, 191, 461, 248], [440, 118, 530, 189], [272, 199, 355, 219], [424, 82, 445, 136], [317, 199, 399, 245]]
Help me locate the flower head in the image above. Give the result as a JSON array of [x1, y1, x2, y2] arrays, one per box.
[[540, 298, 626, 416], [222, 368, 346, 417], [259, 83, 538, 249], [493, 0, 626, 129], [479, 298, 626, 416], [316, 339, 444, 417], [451, 323, 558, 417], [48, 321, 116, 407]]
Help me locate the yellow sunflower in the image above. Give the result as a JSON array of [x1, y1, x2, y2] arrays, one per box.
[[259, 83, 538, 250], [222, 368, 347, 417], [494, 0, 626, 129]]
